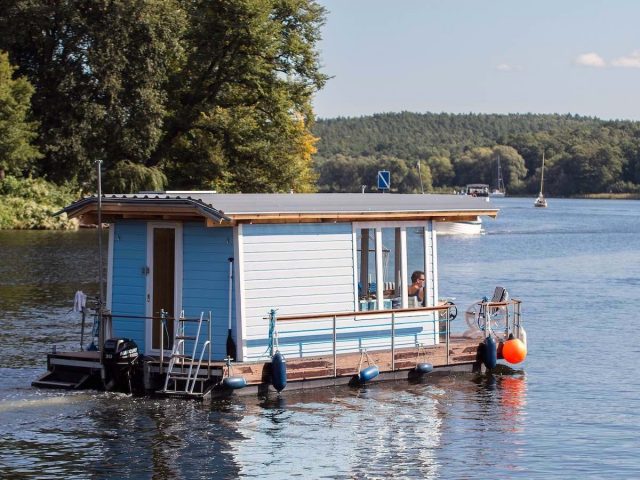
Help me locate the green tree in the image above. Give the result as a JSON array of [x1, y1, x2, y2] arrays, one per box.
[[154, 0, 327, 192], [0, 0, 185, 186], [0, 0, 327, 192], [0, 51, 40, 179], [425, 155, 454, 187], [454, 145, 526, 191], [547, 143, 624, 195]]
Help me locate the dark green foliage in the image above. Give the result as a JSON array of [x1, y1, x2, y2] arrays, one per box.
[[0, 0, 327, 193], [0, 176, 78, 229], [0, 51, 41, 177], [316, 154, 431, 193], [313, 112, 640, 195]]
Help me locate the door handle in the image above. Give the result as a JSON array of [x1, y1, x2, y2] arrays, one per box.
[[147, 294, 150, 303]]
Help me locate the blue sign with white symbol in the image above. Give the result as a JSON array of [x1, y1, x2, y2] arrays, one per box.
[[377, 170, 390, 190]]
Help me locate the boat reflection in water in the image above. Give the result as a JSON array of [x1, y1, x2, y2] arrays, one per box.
[[230, 384, 444, 479]]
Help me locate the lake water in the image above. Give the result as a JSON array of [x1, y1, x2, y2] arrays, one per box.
[[1, 197, 639, 478]]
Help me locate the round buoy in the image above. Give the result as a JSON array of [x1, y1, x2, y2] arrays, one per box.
[[358, 365, 379, 383], [223, 376, 247, 390], [271, 351, 287, 392], [483, 336, 497, 370], [414, 363, 433, 374], [502, 338, 527, 364]]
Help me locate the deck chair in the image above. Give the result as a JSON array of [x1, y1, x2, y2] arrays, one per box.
[[491, 286, 507, 304], [488, 286, 509, 337]]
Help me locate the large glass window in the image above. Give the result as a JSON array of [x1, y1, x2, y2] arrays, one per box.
[[356, 228, 378, 311], [381, 227, 402, 310], [407, 226, 426, 307], [355, 222, 431, 311]]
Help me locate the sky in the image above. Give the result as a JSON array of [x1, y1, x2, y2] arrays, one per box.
[[313, 0, 640, 121]]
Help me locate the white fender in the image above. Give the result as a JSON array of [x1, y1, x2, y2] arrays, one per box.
[[517, 326, 527, 350]]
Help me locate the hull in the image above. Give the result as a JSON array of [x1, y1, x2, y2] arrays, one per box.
[[435, 219, 484, 235], [534, 196, 547, 208]]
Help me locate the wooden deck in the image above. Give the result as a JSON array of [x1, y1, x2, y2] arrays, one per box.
[[33, 336, 482, 395], [221, 335, 481, 387]]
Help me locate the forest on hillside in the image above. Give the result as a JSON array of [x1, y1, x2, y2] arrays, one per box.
[[312, 112, 640, 196]]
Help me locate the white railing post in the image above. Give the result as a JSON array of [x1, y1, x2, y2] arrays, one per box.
[[391, 312, 396, 371], [333, 315, 337, 378]]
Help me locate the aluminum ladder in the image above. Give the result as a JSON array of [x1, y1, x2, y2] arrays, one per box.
[[159, 311, 213, 397]]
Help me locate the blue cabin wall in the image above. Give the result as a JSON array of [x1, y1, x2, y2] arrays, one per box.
[[181, 223, 234, 359], [110, 221, 147, 351], [109, 220, 234, 357]]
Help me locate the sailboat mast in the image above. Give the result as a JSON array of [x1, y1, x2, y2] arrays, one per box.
[[497, 155, 504, 191], [540, 151, 545, 194]]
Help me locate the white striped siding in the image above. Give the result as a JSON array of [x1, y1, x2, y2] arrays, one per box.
[[242, 239, 352, 252], [242, 232, 349, 244], [241, 223, 354, 359], [244, 249, 352, 263], [242, 258, 352, 272], [244, 265, 354, 281], [244, 274, 353, 291]]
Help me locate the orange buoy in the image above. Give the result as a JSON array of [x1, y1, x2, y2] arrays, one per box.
[[502, 338, 527, 364]]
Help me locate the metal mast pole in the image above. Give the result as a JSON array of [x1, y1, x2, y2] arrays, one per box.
[[96, 160, 106, 382]]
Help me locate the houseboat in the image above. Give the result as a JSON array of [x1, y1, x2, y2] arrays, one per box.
[[33, 193, 526, 399]]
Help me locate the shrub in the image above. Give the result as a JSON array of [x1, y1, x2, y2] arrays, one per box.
[[0, 176, 79, 229]]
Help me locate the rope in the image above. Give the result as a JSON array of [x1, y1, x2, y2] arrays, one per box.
[[357, 349, 374, 372], [415, 343, 427, 366], [263, 309, 279, 358]]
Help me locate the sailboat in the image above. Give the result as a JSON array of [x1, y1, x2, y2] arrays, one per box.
[[490, 155, 506, 197], [534, 151, 548, 208]]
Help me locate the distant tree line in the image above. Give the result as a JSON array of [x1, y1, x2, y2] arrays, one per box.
[[312, 112, 640, 195]]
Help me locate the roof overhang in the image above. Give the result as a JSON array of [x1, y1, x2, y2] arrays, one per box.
[[58, 193, 499, 226], [58, 196, 232, 225]]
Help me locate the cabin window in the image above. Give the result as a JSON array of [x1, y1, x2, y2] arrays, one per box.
[[356, 228, 378, 311], [355, 222, 432, 311], [407, 226, 427, 307], [380, 227, 403, 310]]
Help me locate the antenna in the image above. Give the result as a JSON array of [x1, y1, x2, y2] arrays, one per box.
[[417, 161, 425, 194], [361, 185, 367, 194]]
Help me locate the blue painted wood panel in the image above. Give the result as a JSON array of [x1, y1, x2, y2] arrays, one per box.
[[111, 221, 147, 351], [181, 223, 234, 359]]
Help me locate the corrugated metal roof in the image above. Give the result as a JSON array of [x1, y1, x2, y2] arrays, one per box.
[[60, 192, 498, 222], [111, 192, 496, 215]]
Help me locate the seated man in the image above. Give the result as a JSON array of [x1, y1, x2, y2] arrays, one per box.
[[408, 270, 425, 305]]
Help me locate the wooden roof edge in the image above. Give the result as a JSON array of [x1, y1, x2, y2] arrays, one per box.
[[58, 196, 231, 222], [228, 209, 498, 221]]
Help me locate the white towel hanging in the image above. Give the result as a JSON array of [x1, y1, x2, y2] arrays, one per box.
[[73, 290, 87, 312]]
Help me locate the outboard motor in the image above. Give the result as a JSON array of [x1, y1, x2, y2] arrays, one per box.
[[103, 338, 139, 393]]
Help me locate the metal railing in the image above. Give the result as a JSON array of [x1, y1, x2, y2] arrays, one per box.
[[270, 303, 457, 375], [466, 299, 523, 341]]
